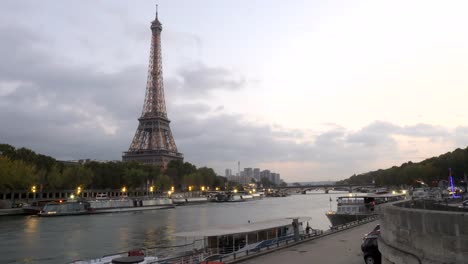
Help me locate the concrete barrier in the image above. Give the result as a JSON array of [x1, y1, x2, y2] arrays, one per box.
[[378, 200, 468, 264]]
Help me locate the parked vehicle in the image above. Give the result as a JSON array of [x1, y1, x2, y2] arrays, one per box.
[[363, 224, 380, 239], [361, 225, 381, 264]]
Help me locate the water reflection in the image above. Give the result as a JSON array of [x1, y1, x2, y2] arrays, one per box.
[[24, 216, 38, 234], [2, 194, 342, 263]]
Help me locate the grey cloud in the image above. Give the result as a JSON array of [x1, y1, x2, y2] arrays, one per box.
[[401, 123, 449, 138], [454, 126, 468, 147], [2, 6, 468, 182], [347, 121, 398, 147], [176, 63, 247, 96]]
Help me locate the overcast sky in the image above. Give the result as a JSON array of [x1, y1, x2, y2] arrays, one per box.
[[1, 0, 468, 182]]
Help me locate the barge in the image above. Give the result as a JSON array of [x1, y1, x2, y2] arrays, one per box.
[[38, 197, 174, 217]]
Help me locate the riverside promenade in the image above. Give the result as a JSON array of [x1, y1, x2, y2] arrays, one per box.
[[237, 220, 378, 264]]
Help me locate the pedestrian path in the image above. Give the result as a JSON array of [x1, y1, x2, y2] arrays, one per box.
[[238, 220, 379, 264]]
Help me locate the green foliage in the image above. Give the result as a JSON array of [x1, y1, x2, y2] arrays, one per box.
[[123, 168, 148, 188], [338, 146, 468, 186], [0, 143, 227, 191], [0, 156, 37, 190]]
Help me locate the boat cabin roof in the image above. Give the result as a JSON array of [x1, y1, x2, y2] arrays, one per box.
[[174, 216, 312, 238], [337, 193, 403, 199]]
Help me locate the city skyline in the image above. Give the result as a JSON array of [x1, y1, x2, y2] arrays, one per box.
[[2, 1, 468, 181]]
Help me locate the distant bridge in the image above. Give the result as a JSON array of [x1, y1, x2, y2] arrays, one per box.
[[276, 184, 376, 194]]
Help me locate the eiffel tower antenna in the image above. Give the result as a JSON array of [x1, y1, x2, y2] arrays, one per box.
[[122, 5, 183, 167]]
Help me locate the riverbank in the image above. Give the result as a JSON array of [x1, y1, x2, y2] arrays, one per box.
[[236, 220, 379, 264]]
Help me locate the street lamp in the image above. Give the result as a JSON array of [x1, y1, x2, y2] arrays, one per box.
[[77, 186, 82, 195], [122, 187, 127, 193], [201, 186, 205, 191], [31, 185, 36, 201], [188, 186, 192, 192], [171, 186, 175, 192]]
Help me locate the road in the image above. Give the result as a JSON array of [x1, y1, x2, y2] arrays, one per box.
[[239, 221, 379, 264]]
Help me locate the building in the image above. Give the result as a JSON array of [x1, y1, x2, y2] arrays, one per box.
[[253, 168, 260, 181]]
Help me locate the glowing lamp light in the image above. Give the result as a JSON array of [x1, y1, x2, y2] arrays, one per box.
[[188, 186, 192, 192], [70, 194, 75, 199], [402, 190, 407, 194], [215, 187, 220, 191], [77, 186, 82, 195], [149, 186, 154, 192], [121, 187, 127, 193], [31, 186, 37, 193], [233, 189, 238, 193], [171, 186, 175, 192], [201, 186, 205, 191], [392, 191, 396, 195], [168, 191, 172, 196]]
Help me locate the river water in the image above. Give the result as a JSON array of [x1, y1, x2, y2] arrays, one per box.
[[0, 193, 346, 264]]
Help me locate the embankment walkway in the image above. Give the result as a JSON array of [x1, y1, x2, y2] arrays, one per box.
[[237, 220, 378, 264]]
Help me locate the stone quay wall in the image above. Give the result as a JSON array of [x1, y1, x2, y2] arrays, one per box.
[[378, 200, 468, 264]]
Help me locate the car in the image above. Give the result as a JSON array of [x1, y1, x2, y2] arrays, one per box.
[[462, 200, 468, 207], [363, 224, 380, 239], [361, 226, 381, 264]]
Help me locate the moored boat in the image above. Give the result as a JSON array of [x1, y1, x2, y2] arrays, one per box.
[[213, 191, 255, 202], [175, 216, 313, 255], [71, 216, 315, 264], [326, 193, 404, 226], [38, 197, 174, 217], [171, 193, 210, 206], [38, 201, 89, 216]]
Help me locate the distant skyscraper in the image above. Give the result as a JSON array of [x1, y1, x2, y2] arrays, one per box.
[[225, 169, 232, 178], [253, 168, 260, 181]]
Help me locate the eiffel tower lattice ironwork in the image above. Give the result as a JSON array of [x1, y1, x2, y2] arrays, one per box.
[[122, 6, 183, 167]]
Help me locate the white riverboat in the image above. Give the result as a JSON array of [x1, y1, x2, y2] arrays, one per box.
[[171, 193, 210, 205], [326, 193, 404, 226], [71, 217, 313, 264], [38, 197, 174, 217]]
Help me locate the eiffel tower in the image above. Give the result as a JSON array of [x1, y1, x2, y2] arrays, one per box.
[[122, 6, 183, 167]]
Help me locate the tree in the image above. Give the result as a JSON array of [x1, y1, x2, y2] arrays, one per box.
[[123, 168, 148, 189]]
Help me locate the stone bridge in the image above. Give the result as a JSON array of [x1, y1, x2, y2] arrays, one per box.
[[276, 184, 376, 194]]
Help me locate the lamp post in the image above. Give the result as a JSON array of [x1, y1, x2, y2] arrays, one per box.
[[31, 185, 36, 201]]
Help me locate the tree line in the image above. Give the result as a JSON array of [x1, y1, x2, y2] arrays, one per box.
[[337, 146, 468, 187], [0, 143, 235, 192]]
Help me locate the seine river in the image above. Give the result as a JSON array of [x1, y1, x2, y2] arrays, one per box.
[[0, 193, 346, 264]]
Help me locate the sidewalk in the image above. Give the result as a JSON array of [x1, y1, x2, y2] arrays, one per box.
[[237, 220, 379, 264]]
